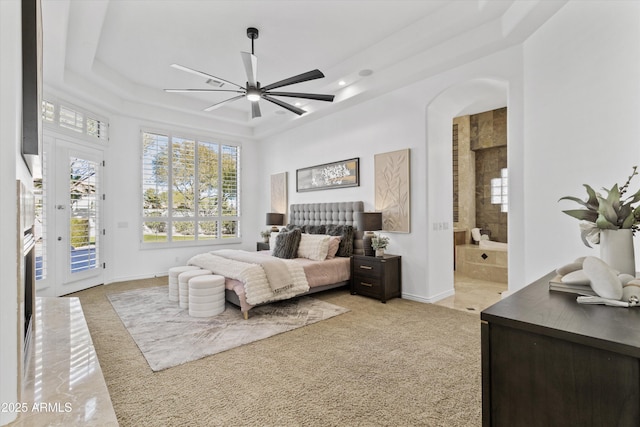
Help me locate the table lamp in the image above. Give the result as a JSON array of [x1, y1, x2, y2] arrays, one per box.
[[266, 213, 285, 232], [355, 212, 382, 256]]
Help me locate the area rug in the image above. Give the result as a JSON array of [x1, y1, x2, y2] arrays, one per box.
[[107, 286, 349, 371]]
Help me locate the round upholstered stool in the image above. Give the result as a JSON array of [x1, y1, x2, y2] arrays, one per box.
[[168, 266, 201, 302], [178, 269, 212, 309], [188, 274, 226, 317]]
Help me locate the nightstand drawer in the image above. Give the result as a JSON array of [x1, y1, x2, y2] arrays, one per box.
[[352, 257, 382, 277], [353, 276, 383, 294]]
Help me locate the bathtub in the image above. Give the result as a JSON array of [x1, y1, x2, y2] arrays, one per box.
[[456, 244, 507, 283], [479, 240, 508, 251]]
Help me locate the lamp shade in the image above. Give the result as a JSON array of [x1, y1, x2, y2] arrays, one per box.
[[266, 213, 285, 226], [355, 211, 382, 232]]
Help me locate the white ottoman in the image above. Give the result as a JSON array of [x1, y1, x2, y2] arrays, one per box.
[[188, 275, 226, 317], [178, 269, 212, 309], [168, 266, 201, 302]]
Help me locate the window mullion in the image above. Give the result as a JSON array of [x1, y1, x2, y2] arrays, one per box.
[[194, 140, 200, 240], [167, 133, 174, 242], [218, 143, 223, 239]]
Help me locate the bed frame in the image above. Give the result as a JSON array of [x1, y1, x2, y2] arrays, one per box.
[[225, 201, 364, 317]]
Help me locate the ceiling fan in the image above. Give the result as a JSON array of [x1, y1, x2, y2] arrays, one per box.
[[164, 27, 335, 119]]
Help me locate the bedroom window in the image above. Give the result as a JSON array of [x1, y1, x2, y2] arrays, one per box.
[[141, 131, 240, 246]]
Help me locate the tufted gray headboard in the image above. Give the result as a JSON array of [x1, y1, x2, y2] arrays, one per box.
[[289, 201, 364, 255]]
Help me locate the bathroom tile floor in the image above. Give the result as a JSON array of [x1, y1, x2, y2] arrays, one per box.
[[434, 271, 508, 314]]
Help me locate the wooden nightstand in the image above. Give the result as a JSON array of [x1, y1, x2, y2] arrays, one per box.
[[350, 254, 401, 303], [256, 241, 269, 251]]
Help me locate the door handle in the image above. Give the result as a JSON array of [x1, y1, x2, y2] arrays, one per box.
[[57, 237, 62, 241], [56, 205, 66, 210]]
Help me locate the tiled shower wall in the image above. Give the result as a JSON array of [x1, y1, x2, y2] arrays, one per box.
[[453, 107, 507, 243]]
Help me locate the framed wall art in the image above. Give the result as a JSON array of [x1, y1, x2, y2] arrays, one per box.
[[296, 158, 359, 192], [270, 171, 288, 215], [375, 149, 410, 232]]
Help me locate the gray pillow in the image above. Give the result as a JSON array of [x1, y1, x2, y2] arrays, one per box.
[[325, 224, 354, 257], [305, 224, 326, 234], [272, 229, 302, 259], [284, 224, 303, 232]]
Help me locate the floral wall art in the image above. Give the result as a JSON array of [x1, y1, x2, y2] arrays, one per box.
[[270, 172, 288, 215], [375, 149, 410, 232], [296, 158, 359, 192]]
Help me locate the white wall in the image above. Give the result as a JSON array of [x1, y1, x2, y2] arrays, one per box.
[[258, 92, 431, 300], [258, 47, 522, 302], [521, 0, 640, 285]]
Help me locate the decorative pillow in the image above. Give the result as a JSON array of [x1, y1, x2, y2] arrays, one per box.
[[304, 224, 326, 235], [325, 236, 342, 259], [269, 231, 280, 251], [325, 224, 354, 257], [297, 233, 331, 261], [272, 229, 302, 259]]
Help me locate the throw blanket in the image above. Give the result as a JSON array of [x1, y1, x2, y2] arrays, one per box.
[[212, 249, 292, 292], [187, 250, 309, 306]]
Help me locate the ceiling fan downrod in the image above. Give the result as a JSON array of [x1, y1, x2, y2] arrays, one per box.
[[247, 27, 258, 55]]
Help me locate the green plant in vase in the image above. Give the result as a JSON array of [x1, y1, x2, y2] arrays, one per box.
[[559, 166, 640, 247], [559, 166, 640, 275], [260, 229, 271, 243], [371, 234, 390, 256]]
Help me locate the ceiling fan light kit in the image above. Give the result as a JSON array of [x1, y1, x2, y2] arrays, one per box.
[[165, 27, 334, 119]]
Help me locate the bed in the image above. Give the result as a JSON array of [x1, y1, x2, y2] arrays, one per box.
[[188, 201, 364, 319]]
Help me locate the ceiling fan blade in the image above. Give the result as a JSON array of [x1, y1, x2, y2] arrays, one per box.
[[203, 94, 245, 112], [262, 94, 306, 116], [262, 69, 325, 91], [265, 91, 334, 102], [251, 101, 262, 119], [240, 52, 258, 87], [164, 89, 245, 93], [170, 63, 245, 90]]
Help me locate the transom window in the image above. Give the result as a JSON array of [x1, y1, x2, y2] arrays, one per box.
[[42, 99, 109, 141], [141, 130, 240, 245]]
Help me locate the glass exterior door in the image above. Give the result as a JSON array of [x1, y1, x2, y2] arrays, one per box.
[[54, 143, 104, 295]]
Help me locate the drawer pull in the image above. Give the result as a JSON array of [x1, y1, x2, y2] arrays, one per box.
[[359, 265, 373, 270], [360, 282, 374, 287]]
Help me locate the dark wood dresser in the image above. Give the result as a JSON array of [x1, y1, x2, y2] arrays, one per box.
[[350, 254, 401, 303], [481, 271, 640, 427]]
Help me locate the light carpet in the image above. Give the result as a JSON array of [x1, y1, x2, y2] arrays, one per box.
[[108, 285, 349, 371], [75, 277, 482, 426]]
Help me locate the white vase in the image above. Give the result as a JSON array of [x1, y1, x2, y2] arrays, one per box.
[[599, 229, 636, 276], [375, 248, 385, 257]]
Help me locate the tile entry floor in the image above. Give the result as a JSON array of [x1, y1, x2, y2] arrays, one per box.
[[434, 271, 508, 314]]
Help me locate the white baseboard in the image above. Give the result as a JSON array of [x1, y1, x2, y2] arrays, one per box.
[[402, 288, 455, 304], [105, 272, 168, 285]]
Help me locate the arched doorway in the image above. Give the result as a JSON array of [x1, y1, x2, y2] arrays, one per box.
[[425, 78, 509, 312]]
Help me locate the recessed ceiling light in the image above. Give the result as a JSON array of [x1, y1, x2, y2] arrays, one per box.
[[294, 102, 302, 107], [338, 80, 347, 86]]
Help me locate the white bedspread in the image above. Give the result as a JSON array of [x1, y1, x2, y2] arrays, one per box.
[[187, 251, 309, 306]]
